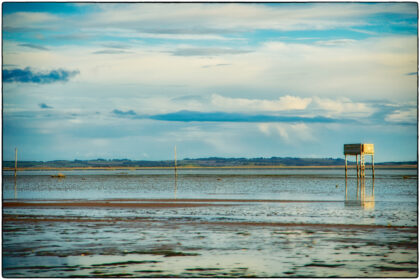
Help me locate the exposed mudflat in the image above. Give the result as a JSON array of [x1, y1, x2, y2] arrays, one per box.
[[2, 168, 418, 277]]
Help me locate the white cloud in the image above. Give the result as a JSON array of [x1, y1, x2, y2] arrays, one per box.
[[385, 108, 417, 124], [290, 123, 316, 141], [258, 123, 315, 143], [5, 3, 415, 42], [157, 124, 247, 155], [252, 36, 417, 101], [3, 32, 416, 102], [87, 3, 416, 33], [311, 97, 375, 118], [258, 123, 271, 135], [315, 39, 357, 46], [211, 94, 312, 112], [3, 12, 58, 28]]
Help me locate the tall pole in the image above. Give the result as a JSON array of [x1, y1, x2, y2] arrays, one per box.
[[344, 154, 347, 178], [14, 148, 18, 178]]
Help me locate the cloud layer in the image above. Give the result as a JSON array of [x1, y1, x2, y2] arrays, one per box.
[[3, 67, 79, 83], [150, 110, 337, 123], [2, 3, 417, 161]]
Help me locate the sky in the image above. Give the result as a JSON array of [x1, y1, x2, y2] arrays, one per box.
[[2, 2, 418, 162]]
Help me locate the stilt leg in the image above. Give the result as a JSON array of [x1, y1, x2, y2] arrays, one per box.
[[356, 155, 359, 178], [361, 155, 365, 177]]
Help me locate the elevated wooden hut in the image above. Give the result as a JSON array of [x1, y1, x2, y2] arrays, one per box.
[[344, 143, 374, 178]]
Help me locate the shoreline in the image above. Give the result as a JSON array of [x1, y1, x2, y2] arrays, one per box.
[[3, 164, 417, 171], [3, 199, 417, 231], [3, 213, 416, 231]]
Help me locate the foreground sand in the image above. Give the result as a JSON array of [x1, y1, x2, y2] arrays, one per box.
[[2, 199, 415, 230], [3, 198, 418, 277]]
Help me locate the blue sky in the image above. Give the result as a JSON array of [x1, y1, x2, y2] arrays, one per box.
[[2, 2, 418, 162]]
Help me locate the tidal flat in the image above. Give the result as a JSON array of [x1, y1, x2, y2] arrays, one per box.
[[2, 168, 418, 277]]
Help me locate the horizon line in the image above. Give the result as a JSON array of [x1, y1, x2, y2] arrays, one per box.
[[2, 157, 417, 164]]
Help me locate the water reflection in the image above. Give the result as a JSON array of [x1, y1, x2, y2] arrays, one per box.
[[345, 177, 375, 210], [14, 177, 17, 199], [174, 175, 178, 199]]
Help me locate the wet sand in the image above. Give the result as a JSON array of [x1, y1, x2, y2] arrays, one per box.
[[3, 167, 418, 278], [3, 198, 418, 277], [3, 212, 416, 230], [3, 198, 344, 209], [2, 199, 416, 230]]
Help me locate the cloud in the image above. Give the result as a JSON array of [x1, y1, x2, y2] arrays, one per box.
[[3, 67, 79, 83], [211, 94, 312, 112], [135, 32, 233, 41], [90, 3, 416, 35], [385, 108, 417, 125], [149, 110, 337, 123], [101, 43, 131, 49], [3, 30, 415, 103], [256, 36, 417, 100], [170, 47, 252, 57], [315, 39, 356, 46], [93, 50, 131, 54], [39, 103, 53, 109], [112, 109, 139, 117], [202, 63, 231, 68], [3, 11, 58, 29], [108, 94, 385, 124], [2, 3, 417, 162], [18, 43, 49, 50], [311, 97, 376, 118], [258, 123, 315, 143], [171, 95, 205, 102], [52, 33, 92, 41]]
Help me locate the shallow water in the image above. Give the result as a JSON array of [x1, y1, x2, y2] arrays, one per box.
[[2, 168, 418, 277]]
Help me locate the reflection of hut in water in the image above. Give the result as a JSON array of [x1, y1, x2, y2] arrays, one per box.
[[345, 178, 375, 210], [344, 143, 374, 178]]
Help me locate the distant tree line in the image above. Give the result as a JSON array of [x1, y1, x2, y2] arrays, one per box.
[[2, 157, 417, 168]]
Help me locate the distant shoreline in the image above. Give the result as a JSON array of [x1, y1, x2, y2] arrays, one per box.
[[3, 165, 417, 171]]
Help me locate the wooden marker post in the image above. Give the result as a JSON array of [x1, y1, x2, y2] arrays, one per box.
[[345, 155, 347, 178]]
